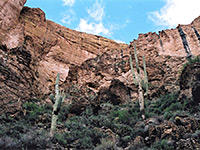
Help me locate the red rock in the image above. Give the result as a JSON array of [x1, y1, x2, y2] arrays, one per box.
[[1, 0, 200, 114]]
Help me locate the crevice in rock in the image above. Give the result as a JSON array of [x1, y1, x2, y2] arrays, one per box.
[[191, 26, 200, 45], [158, 34, 164, 52], [178, 26, 192, 58]]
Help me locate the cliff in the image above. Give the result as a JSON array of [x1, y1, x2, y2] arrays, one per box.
[[64, 17, 200, 109], [1, 0, 200, 114], [0, 0, 127, 114]]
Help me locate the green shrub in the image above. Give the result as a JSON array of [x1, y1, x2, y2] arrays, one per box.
[[23, 102, 52, 123], [54, 109, 108, 149], [191, 130, 200, 138], [114, 123, 134, 137], [163, 111, 173, 120], [152, 139, 174, 150], [95, 138, 116, 150], [111, 108, 131, 123], [150, 93, 183, 116], [0, 117, 50, 149], [163, 102, 183, 113]]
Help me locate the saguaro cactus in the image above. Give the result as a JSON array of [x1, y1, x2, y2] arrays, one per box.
[[50, 73, 66, 137], [143, 55, 148, 96], [129, 43, 148, 119]]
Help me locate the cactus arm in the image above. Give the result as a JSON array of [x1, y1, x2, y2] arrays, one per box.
[[143, 55, 148, 95], [134, 43, 140, 74], [55, 73, 60, 97], [61, 90, 66, 103], [138, 77, 145, 119], [129, 51, 138, 85]]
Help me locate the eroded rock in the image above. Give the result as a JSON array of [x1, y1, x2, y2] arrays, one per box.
[[179, 61, 200, 104]]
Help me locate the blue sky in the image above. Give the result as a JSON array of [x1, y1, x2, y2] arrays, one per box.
[[25, 0, 200, 44]]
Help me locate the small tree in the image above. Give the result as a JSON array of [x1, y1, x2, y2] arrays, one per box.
[[129, 43, 148, 119], [50, 73, 66, 137]]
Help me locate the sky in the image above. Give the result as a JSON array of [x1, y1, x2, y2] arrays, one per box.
[[25, 0, 200, 44]]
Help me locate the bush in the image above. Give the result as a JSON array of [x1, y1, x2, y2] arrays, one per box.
[[152, 139, 174, 150], [110, 108, 131, 123], [55, 117, 105, 149], [23, 102, 52, 123], [0, 118, 50, 149], [95, 138, 116, 150]]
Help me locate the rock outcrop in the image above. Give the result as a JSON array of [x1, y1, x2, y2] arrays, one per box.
[[131, 19, 200, 95], [65, 17, 200, 104], [0, 45, 35, 114], [131, 116, 200, 150], [0, 1, 127, 114], [0, 0, 26, 30], [20, 6, 127, 95], [179, 59, 200, 104]]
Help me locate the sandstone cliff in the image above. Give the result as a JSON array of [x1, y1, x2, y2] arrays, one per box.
[[1, 0, 200, 114], [0, 0, 127, 114], [65, 17, 200, 108]]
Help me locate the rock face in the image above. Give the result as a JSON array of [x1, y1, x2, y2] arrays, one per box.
[[0, 45, 35, 114], [65, 18, 200, 104], [1, 0, 200, 114], [0, 0, 27, 50], [179, 60, 200, 104], [20, 7, 127, 95], [0, 1, 127, 114], [131, 19, 200, 95], [136, 116, 200, 150], [0, 0, 26, 30]]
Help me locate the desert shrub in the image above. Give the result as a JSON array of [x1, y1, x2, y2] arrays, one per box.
[[191, 130, 200, 138], [53, 101, 143, 149], [0, 101, 53, 149], [163, 111, 174, 120], [110, 108, 131, 123], [58, 104, 70, 122], [23, 102, 52, 123], [113, 124, 134, 137], [110, 101, 142, 124], [55, 116, 105, 149], [150, 93, 178, 114], [0, 115, 50, 149], [95, 138, 116, 150], [152, 139, 174, 150], [128, 143, 150, 150], [165, 110, 190, 120], [145, 93, 194, 121], [149, 93, 190, 117]]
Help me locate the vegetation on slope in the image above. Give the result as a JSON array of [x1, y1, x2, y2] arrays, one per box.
[[0, 90, 199, 149]]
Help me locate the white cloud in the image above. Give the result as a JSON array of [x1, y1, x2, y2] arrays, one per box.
[[76, 0, 110, 36], [61, 9, 76, 25], [87, 0, 104, 22], [62, 0, 75, 6], [76, 19, 109, 35], [149, 0, 200, 28], [114, 39, 125, 44]]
